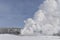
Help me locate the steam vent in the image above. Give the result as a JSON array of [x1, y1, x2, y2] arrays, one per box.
[[0, 28, 21, 35]]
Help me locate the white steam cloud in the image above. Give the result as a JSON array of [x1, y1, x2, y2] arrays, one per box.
[[21, 0, 60, 36]]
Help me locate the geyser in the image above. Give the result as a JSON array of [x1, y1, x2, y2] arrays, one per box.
[[21, 0, 60, 36]]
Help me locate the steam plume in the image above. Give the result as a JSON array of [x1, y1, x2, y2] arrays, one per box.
[[21, 0, 60, 35]]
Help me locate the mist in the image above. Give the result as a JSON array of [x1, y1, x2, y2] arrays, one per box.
[[21, 0, 60, 36]]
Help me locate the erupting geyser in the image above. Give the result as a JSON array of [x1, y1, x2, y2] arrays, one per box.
[[21, 0, 60, 36]]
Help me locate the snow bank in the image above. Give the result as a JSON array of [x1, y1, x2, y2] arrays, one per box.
[[0, 34, 60, 40]]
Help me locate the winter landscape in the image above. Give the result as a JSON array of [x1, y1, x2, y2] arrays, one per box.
[[1, 0, 60, 40]]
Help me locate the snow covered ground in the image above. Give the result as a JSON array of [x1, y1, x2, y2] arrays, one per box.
[[0, 34, 60, 40]]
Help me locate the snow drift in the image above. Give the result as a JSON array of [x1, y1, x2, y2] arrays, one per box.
[[21, 0, 60, 36], [0, 34, 60, 40]]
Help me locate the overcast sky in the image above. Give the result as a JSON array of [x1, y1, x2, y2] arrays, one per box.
[[0, 0, 44, 28]]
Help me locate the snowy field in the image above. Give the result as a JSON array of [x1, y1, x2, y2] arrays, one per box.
[[0, 34, 60, 40], [1, 0, 60, 40]]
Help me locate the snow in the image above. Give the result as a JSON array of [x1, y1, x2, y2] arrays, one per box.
[[0, 34, 60, 40], [1, 0, 60, 40]]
